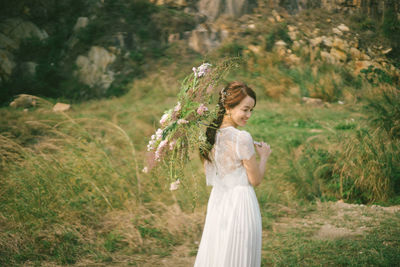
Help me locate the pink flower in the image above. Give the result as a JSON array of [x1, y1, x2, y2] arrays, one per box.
[[177, 119, 189, 125], [193, 63, 212, 78], [174, 102, 181, 112], [197, 103, 208, 115], [159, 113, 169, 125], [169, 139, 176, 150], [156, 128, 163, 140], [169, 179, 180, 191], [155, 139, 168, 161]]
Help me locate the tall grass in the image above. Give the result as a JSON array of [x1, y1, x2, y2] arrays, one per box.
[[0, 96, 205, 264]]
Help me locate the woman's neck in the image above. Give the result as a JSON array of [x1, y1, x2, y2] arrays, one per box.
[[220, 116, 237, 129]]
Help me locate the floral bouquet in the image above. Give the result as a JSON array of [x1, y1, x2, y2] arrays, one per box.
[[143, 59, 240, 191]]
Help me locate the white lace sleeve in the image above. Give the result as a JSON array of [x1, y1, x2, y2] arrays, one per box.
[[204, 160, 216, 186], [236, 130, 255, 161]]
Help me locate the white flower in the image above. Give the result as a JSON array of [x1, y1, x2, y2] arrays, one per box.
[[177, 119, 189, 124], [169, 139, 176, 150], [147, 139, 156, 151], [142, 166, 148, 173], [193, 63, 212, 78], [156, 128, 163, 140], [174, 102, 182, 112], [169, 179, 180, 191], [160, 113, 169, 125]]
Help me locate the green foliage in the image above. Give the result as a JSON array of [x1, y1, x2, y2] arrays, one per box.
[[265, 23, 292, 51], [382, 6, 400, 62], [218, 42, 245, 57], [364, 86, 400, 139], [286, 143, 338, 201], [360, 65, 394, 85]]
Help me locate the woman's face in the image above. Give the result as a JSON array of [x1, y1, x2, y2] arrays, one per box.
[[226, 95, 255, 127]]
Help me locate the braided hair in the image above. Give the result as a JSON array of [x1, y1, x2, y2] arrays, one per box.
[[199, 81, 256, 162]]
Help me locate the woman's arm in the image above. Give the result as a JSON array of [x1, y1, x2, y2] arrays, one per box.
[[243, 154, 268, 187]]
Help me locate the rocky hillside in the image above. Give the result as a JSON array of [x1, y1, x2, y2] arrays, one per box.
[[0, 0, 399, 105]]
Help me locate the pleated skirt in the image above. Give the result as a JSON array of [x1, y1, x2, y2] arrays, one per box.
[[194, 184, 262, 267]]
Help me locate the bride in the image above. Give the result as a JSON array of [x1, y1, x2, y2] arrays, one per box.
[[194, 81, 272, 267]]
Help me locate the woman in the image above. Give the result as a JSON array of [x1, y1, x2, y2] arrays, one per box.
[[194, 81, 272, 267]]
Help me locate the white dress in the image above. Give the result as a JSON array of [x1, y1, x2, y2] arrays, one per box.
[[194, 126, 262, 267]]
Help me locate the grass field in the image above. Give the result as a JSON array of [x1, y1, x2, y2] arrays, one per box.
[[1, 53, 399, 266]]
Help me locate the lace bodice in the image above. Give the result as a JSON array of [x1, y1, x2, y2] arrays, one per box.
[[204, 126, 256, 189]]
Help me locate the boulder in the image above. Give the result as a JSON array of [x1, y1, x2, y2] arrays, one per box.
[[332, 27, 343, 35], [332, 37, 349, 52], [0, 33, 18, 50], [0, 49, 16, 76], [0, 18, 48, 46], [354, 60, 373, 75], [321, 36, 333, 47], [337, 23, 350, 32], [349, 47, 362, 60], [330, 47, 347, 62], [188, 24, 221, 53], [302, 97, 324, 106], [9, 94, 37, 108], [75, 46, 116, 93], [73, 17, 89, 32], [310, 37, 323, 47], [20, 61, 38, 77], [320, 51, 336, 64], [197, 0, 253, 21], [53, 103, 71, 112]]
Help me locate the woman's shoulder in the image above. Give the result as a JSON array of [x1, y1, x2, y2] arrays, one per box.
[[235, 128, 253, 140]]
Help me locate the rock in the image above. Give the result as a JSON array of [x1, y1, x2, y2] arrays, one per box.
[[320, 51, 336, 64], [75, 46, 116, 93], [9, 94, 37, 108], [188, 24, 221, 53], [321, 36, 333, 47], [330, 48, 347, 62], [274, 40, 287, 56], [354, 60, 373, 75], [168, 33, 180, 43], [337, 23, 350, 32], [288, 31, 298, 41], [53, 103, 71, 112], [302, 97, 323, 106], [272, 10, 283, 22], [73, 17, 89, 32], [20, 61, 38, 76], [0, 18, 48, 45], [382, 48, 392, 54], [310, 37, 323, 47], [247, 45, 262, 54], [0, 33, 18, 50], [332, 27, 343, 35], [0, 49, 16, 76], [349, 47, 362, 60], [292, 40, 301, 51], [286, 54, 301, 65], [197, 0, 253, 21], [332, 37, 349, 52]]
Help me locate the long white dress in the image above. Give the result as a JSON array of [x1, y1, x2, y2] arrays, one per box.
[[194, 126, 262, 267]]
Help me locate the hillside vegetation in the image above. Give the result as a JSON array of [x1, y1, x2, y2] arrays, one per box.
[[0, 1, 400, 266]]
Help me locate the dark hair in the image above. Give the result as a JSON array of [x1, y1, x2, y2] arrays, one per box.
[[199, 81, 256, 162]]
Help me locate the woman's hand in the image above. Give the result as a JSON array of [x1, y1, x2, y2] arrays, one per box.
[[255, 141, 272, 159]]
